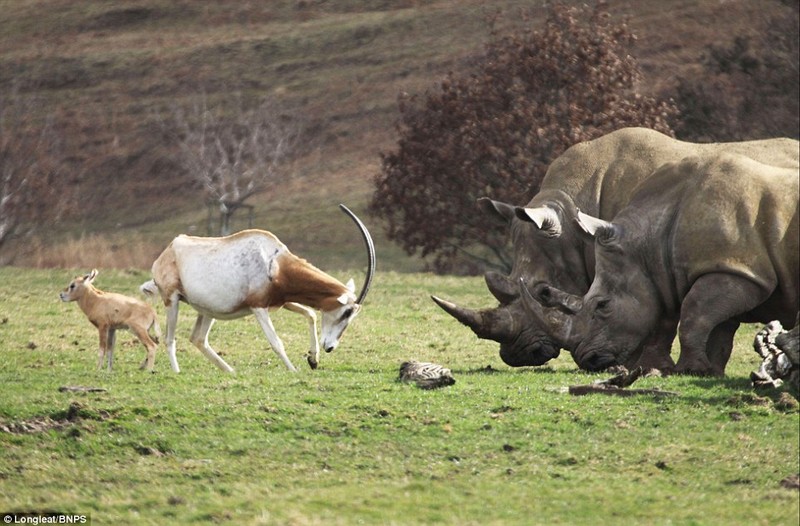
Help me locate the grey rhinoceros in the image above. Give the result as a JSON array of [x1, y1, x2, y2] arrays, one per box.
[[432, 127, 800, 368], [520, 152, 799, 376]]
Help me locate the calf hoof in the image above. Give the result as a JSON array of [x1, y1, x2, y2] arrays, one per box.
[[307, 356, 318, 370]]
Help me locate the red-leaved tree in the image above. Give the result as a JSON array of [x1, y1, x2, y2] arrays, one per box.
[[371, 1, 676, 273]]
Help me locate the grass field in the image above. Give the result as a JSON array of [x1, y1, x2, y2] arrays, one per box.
[[1, 268, 797, 525]]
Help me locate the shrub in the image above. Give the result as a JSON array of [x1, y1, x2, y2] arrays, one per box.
[[672, 1, 799, 141]]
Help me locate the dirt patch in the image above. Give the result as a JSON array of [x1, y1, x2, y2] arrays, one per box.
[[780, 474, 800, 490], [0, 402, 109, 435]]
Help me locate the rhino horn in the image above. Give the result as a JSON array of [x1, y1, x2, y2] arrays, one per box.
[[431, 295, 515, 341], [485, 271, 518, 303], [518, 279, 580, 349]]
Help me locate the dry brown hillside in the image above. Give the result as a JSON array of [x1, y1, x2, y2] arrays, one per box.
[[0, 0, 790, 270]]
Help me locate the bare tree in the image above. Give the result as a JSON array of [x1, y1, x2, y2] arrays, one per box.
[[170, 94, 301, 235], [0, 87, 70, 251]]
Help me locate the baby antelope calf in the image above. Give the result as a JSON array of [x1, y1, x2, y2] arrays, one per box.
[[60, 269, 161, 371]]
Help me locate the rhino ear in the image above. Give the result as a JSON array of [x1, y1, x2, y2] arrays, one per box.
[[485, 271, 518, 303], [576, 211, 610, 236], [576, 211, 619, 245], [515, 206, 562, 237], [477, 197, 516, 226]]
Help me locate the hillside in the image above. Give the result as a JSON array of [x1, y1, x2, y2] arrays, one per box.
[[0, 0, 788, 271]]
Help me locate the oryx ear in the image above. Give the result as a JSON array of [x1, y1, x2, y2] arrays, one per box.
[[345, 278, 356, 293], [85, 269, 98, 283], [515, 206, 562, 237], [337, 292, 350, 305]]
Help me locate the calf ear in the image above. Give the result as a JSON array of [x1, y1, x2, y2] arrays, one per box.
[[515, 206, 562, 237], [85, 269, 99, 283], [477, 197, 516, 226]]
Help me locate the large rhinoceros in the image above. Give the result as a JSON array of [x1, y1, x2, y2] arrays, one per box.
[[520, 152, 799, 376], [432, 127, 800, 368]]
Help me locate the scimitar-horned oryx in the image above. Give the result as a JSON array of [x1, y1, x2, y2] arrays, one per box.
[[141, 204, 375, 373]]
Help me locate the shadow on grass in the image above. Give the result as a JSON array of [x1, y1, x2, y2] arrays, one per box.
[[456, 365, 570, 376], [676, 375, 798, 409]]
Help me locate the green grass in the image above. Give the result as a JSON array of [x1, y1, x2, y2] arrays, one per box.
[[0, 267, 797, 525]]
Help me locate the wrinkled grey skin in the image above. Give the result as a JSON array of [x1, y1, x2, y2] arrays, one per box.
[[433, 127, 800, 368], [522, 153, 799, 376]]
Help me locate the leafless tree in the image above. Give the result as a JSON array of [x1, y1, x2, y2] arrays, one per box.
[[0, 87, 70, 251], [170, 94, 301, 235]]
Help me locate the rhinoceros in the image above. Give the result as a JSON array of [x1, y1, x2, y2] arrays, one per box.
[[519, 152, 799, 376], [432, 127, 800, 368]]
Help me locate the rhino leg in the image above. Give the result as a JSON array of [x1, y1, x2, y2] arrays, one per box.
[[705, 319, 740, 376], [676, 274, 768, 376], [633, 317, 678, 372]]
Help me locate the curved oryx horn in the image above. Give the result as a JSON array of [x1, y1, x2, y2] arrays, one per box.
[[339, 204, 376, 305]]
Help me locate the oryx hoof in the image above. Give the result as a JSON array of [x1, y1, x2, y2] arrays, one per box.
[[307, 356, 319, 370]]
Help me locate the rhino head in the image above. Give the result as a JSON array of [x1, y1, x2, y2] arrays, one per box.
[[431, 191, 594, 367], [519, 211, 662, 371]]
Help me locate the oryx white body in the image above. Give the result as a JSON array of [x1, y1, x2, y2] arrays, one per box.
[[61, 269, 161, 372], [171, 232, 286, 320], [142, 206, 375, 373]]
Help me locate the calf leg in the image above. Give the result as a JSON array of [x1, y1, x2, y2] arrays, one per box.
[[284, 302, 320, 369], [251, 308, 298, 372], [97, 326, 110, 370], [131, 325, 158, 371], [107, 328, 116, 371], [189, 315, 234, 373], [676, 274, 768, 376], [165, 294, 181, 373]]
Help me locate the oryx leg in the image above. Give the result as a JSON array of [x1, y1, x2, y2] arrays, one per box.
[[284, 302, 320, 370], [165, 293, 181, 373], [189, 314, 234, 373], [251, 308, 298, 372]]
